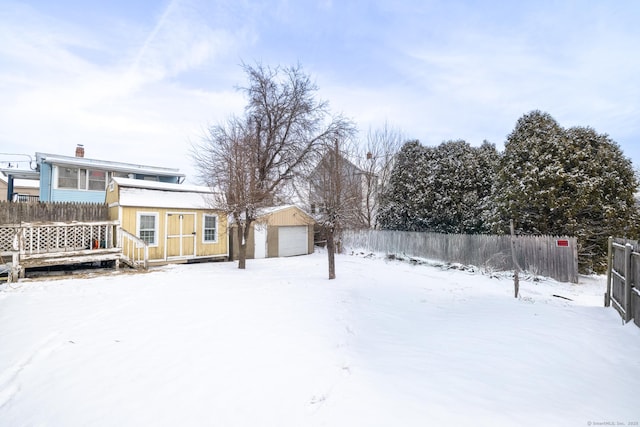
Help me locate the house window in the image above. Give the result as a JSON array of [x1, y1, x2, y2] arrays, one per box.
[[88, 170, 106, 190], [56, 166, 108, 190], [110, 171, 130, 179], [138, 213, 158, 245], [203, 214, 218, 243], [58, 167, 79, 189], [79, 169, 87, 189]]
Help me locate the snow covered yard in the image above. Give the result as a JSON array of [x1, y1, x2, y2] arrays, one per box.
[[0, 252, 638, 427]]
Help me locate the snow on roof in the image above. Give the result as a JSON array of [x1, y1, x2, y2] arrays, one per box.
[[36, 153, 185, 178], [118, 187, 214, 209], [112, 177, 210, 193], [113, 178, 216, 210]]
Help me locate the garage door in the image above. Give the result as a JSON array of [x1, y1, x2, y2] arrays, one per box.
[[278, 226, 308, 257]]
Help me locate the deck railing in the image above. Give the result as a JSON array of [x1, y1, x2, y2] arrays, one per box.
[[119, 228, 149, 270], [5, 221, 119, 254], [11, 194, 39, 202], [0, 221, 149, 282]]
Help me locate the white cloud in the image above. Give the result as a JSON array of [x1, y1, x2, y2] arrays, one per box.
[[0, 0, 252, 182], [1, 0, 639, 178]]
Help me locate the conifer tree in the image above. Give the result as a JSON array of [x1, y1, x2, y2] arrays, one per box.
[[379, 140, 498, 234], [378, 140, 430, 231], [427, 140, 498, 234], [563, 126, 638, 272], [491, 110, 639, 272], [489, 110, 567, 235]]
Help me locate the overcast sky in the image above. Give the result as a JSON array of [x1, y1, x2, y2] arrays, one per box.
[[1, 0, 638, 183]]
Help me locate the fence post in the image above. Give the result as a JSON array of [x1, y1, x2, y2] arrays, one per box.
[[605, 236, 613, 307], [510, 219, 520, 298], [624, 243, 633, 323], [571, 237, 579, 284]]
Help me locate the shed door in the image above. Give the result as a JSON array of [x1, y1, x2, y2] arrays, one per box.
[[166, 212, 196, 259], [278, 226, 308, 257], [254, 223, 267, 259]]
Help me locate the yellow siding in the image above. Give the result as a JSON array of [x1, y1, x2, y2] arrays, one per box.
[[115, 206, 228, 263], [198, 211, 228, 257], [108, 206, 119, 222], [107, 180, 228, 264], [265, 207, 315, 226], [105, 181, 119, 205], [229, 224, 256, 260]]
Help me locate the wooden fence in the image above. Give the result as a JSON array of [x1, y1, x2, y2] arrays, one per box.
[[605, 237, 640, 327], [341, 229, 579, 283], [0, 201, 109, 224]]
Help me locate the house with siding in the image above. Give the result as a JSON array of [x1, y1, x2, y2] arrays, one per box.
[[106, 177, 228, 265], [308, 149, 377, 229], [35, 145, 185, 203]]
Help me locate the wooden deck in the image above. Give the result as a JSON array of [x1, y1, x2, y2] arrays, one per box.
[[0, 221, 149, 282]]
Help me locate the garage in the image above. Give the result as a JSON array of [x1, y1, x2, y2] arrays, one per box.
[[229, 205, 315, 260], [278, 225, 309, 257]]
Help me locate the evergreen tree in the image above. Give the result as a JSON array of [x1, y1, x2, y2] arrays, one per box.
[[378, 140, 430, 231], [379, 139, 498, 234], [490, 110, 567, 234], [563, 126, 638, 272], [491, 110, 639, 272], [473, 141, 501, 232], [426, 140, 498, 234]]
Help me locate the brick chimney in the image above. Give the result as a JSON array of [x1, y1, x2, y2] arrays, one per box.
[[75, 144, 85, 157]]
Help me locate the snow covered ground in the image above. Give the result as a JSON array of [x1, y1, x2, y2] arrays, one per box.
[[0, 251, 638, 426]]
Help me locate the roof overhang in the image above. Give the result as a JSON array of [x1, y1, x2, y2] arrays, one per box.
[[112, 177, 208, 193], [36, 153, 185, 179], [0, 168, 40, 180]]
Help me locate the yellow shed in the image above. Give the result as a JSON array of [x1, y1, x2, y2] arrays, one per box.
[[230, 205, 316, 260], [106, 178, 228, 265]]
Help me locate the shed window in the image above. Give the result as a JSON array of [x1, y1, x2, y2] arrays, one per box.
[[203, 214, 218, 243], [138, 213, 158, 245]]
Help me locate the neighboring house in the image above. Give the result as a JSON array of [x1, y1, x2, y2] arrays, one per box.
[[35, 145, 185, 203], [229, 205, 315, 260], [106, 177, 228, 265], [308, 150, 377, 229], [0, 171, 40, 201]]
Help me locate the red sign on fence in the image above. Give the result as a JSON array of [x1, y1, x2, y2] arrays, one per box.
[[556, 239, 569, 247]]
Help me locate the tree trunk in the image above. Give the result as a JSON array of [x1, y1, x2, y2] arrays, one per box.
[[327, 226, 336, 280], [237, 224, 247, 269], [237, 221, 252, 270]]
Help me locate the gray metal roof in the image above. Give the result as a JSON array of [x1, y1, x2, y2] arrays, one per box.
[[35, 152, 185, 178]]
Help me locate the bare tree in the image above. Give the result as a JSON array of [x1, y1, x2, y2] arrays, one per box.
[[192, 63, 353, 269], [305, 123, 399, 278], [192, 116, 259, 269], [354, 122, 404, 228], [312, 137, 359, 279]]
